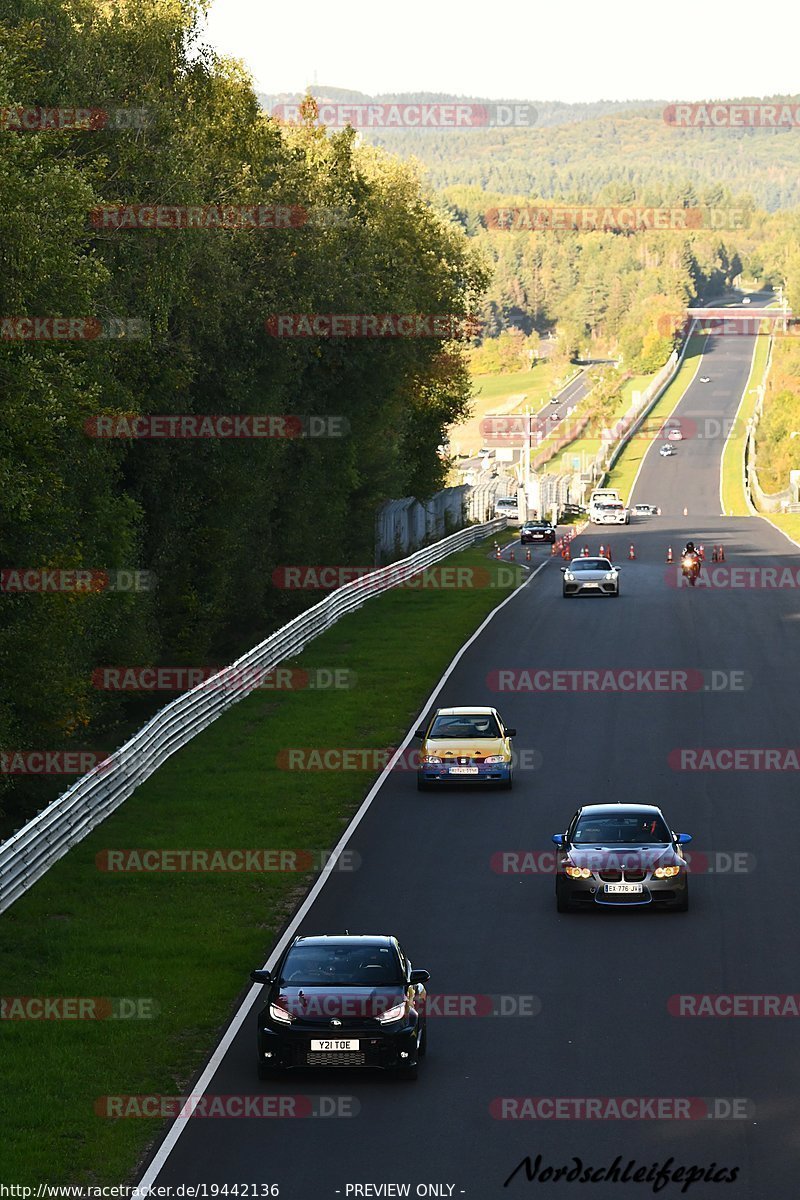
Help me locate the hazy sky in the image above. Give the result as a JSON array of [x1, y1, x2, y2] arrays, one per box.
[[203, 0, 799, 102]]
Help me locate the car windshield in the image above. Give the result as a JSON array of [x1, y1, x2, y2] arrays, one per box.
[[573, 813, 671, 845], [497, 500, 516, 508], [571, 559, 609, 571], [429, 713, 501, 738], [280, 944, 403, 986], [524, 522, 548, 529]]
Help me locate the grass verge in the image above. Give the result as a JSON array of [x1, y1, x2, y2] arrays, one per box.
[[720, 335, 772, 516], [0, 537, 525, 1185]]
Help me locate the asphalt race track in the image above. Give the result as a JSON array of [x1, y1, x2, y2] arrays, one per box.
[[141, 324, 800, 1198]]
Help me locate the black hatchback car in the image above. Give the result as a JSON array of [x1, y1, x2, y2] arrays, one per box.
[[250, 934, 429, 1080], [520, 520, 556, 544], [552, 804, 691, 912]]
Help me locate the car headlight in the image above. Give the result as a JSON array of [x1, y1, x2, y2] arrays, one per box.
[[269, 1002, 293, 1025], [565, 865, 592, 879], [605, 572, 616, 581], [654, 865, 682, 879], [483, 755, 507, 764], [378, 1000, 407, 1024], [564, 572, 574, 581], [422, 754, 442, 764]]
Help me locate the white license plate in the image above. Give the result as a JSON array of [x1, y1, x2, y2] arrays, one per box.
[[605, 882, 643, 894], [311, 1039, 359, 1051], [449, 766, 479, 775], [583, 582, 599, 588]]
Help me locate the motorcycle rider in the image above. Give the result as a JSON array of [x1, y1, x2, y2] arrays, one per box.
[[681, 540, 701, 585]]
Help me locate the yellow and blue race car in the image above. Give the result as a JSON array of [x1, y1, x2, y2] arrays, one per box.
[[414, 706, 516, 791]]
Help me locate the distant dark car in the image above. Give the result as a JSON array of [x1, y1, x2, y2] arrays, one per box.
[[552, 804, 691, 912], [251, 934, 429, 1080], [520, 520, 556, 544]]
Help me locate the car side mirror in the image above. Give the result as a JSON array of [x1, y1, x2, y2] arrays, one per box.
[[560, 566, 566, 573], [505, 727, 517, 737], [250, 969, 273, 985], [414, 728, 426, 739], [676, 833, 692, 845], [552, 833, 564, 847], [410, 969, 430, 985]]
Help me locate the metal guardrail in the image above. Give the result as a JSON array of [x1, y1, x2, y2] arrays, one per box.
[[0, 517, 507, 915]]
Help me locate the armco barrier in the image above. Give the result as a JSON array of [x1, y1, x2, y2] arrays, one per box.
[[0, 518, 506, 915]]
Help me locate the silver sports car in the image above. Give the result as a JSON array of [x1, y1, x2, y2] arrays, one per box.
[[561, 557, 620, 598]]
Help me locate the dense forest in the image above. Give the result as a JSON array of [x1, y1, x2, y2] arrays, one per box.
[[0, 2, 485, 831]]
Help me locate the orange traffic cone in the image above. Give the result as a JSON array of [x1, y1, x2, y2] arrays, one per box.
[[561, 543, 570, 560], [551, 541, 558, 556], [629, 544, 635, 560], [698, 544, 705, 560], [495, 544, 501, 558], [718, 544, 725, 562], [599, 544, 606, 557], [711, 546, 718, 562], [509, 548, 515, 561], [526, 548, 531, 562], [666, 547, 673, 564], [582, 545, 589, 557]]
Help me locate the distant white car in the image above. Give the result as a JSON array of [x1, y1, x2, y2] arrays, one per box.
[[700, 376, 711, 384], [742, 297, 751, 305], [659, 444, 675, 457], [667, 429, 683, 441], [494, 497, 520, 521], [632, 503, 660, 516], [593, 502, 630, 525]]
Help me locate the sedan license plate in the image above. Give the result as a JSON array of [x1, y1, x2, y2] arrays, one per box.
[[583, 582, 599, 588], [311, 1039, 359, 1051], [605, 882, 643, 894], [449, 766, 479, 775]]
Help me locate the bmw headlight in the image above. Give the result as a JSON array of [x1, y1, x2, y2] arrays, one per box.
[[269, 1002, 293, 1025], [565, 865, 592, 879], [378, 1000, 407, 1024], [654, 864, 682, 879]]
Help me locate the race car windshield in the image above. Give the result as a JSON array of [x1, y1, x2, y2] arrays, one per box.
[[280, 945, 403, 986], [429, 713, 501, 738], [572, 559, 609, 571], [573, 814, 671, 845]]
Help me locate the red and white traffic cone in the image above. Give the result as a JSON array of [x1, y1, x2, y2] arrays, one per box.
[[561, 543, 570, 560], [599, 544, 606, 558], [711, 546, 718, 562], [629, 544, 635, 560], [526, 548, 531, 562], [551, 541, 558, 556], [718, 544, 725, 562], [582, 545, 589, 557], [666, 547, 673, 564], [509, 548, 515, 561], [698, 544, 705, 560]]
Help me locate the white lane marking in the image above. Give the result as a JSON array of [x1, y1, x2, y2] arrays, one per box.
[[137, 556, 550, 1188]]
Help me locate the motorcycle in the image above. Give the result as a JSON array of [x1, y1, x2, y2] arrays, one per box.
[[681, 552, 701, 586]]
